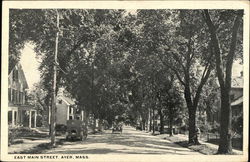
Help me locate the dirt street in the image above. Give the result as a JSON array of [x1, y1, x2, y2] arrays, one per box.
[[43, 126, 201, 154]]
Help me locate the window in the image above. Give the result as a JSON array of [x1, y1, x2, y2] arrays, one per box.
[[69, 106, 74, 114], [12, 70, 18, 82], [11, 89, 14, 102], [58, 99, 62, 104], [8, 88, 11, 102], [8, 111, 12, 124], [19, 92, 23, 104], [13, 90, 16, 104], [15, 90, 18, 104], [16, 91, 19, 104]]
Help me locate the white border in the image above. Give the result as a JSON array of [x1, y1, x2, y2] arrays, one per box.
[[1, 1, 249, 162]]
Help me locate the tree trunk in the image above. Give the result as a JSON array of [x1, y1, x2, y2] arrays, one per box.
[[149, 108, 152, 132], [203, 10, 242, 154], [83, 110, 89, 134], [144, 120, 147, 131], [142, 118, 146, 130], [188, 106, 199, 144], [184, 85, 199, 145], [169, 107, 173, 136], [98, 119, 103, 132], [92, 117, 96, 133], [218, 88, 232, 154], [159, 110, 164, 134], [152, 109, 155, 134]]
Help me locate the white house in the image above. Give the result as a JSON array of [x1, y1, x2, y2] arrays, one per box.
[[8, 63, 37, 128]]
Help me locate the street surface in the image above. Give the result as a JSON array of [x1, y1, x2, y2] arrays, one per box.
[[43, 126, 201, 154]]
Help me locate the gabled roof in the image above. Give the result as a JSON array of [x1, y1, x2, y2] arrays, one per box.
[[8, 62, 29, 89], [58, 95, 75, 105]]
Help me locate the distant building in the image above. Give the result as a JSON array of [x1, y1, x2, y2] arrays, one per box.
[[8, 63, 37, 128], [230, 73, 243, 117], [55, 88, 84, 125], [207, 72, 243, 124]]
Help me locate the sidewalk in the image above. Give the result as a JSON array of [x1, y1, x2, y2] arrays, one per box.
[[8, 138, 51, 154], [8, 127, 59, 154], [155, 133, 243, 155]]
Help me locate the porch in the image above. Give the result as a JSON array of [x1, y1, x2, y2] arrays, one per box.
[[8, 105, 37, 128]]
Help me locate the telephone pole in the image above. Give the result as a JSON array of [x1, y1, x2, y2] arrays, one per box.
[[51, 9, 60, 146]]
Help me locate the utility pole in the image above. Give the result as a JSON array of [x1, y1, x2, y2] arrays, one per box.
[[51, 9, 60, 146]]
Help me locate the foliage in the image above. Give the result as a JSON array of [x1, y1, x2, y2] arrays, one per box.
[[204, 9, 243, 153], [8, 125, 19, 146], [232, 112, 243, 136], [8, 126, 49, 145], [8, 9, 243, 150]]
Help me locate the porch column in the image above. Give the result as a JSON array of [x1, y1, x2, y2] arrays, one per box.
[[16, 110, 19, 125], [48, 106, 51, 124], [81, 110, 84, 121], [12, 110, 15, 127], [34, 111, 37, 128], [29, 110, 32, 128]]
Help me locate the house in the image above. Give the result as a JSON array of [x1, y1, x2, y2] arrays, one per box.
[[8, 63, 37, 128], [55, 88, 85, 126], [230, 73, 243, 117], [206, 72, 243, 124]]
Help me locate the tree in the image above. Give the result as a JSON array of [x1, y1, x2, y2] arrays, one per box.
[[203, 9, 243, 154], [159, 80, 183, 136], [27, 82, 50, 127], [157, 10, 214, 144]]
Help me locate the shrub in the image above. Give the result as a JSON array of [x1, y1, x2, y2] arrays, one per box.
[[232, 112, 243, 136], [210, 122, 219, 133], [8, 125, 19, 146], [8, 126, 48, 145]]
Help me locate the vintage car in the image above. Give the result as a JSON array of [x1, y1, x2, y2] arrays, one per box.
[[66, 119, 88, 141], [112, 122, 123, 134]]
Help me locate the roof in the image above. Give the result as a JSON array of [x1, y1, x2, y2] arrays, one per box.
[[232, 77, 243, 88], [8, 62, 29, 89], [215, 76, 243, 89], [58, 95, 75, 105], [231, 96, 243, 107], [9, 104, 35, 111]]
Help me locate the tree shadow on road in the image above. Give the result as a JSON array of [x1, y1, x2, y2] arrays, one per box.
[[45, 131, 199, 154]]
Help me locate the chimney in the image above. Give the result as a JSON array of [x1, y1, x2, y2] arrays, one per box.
[[58, 87, 64, 96]]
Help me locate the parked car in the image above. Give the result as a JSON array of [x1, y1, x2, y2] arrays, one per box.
[[136, 125, 142, 130], [66, 119, 87, 141], [55, 124, 67, 135], [112, 122, 123, 134]]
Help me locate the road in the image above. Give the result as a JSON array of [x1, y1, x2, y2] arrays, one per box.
[[43, 126, 201, 154]]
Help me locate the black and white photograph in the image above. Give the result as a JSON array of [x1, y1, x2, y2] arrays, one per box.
[[1, 1, 249, 161]]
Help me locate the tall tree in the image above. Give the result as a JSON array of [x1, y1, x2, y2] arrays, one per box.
[[158, 77, 183, 136], [203, 9, 243, 154], [157, 10, 214, 144]]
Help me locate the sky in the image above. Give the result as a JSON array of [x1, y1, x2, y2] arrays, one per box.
[[19, 43, 243, 90], [20, 43, 41, 90]]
